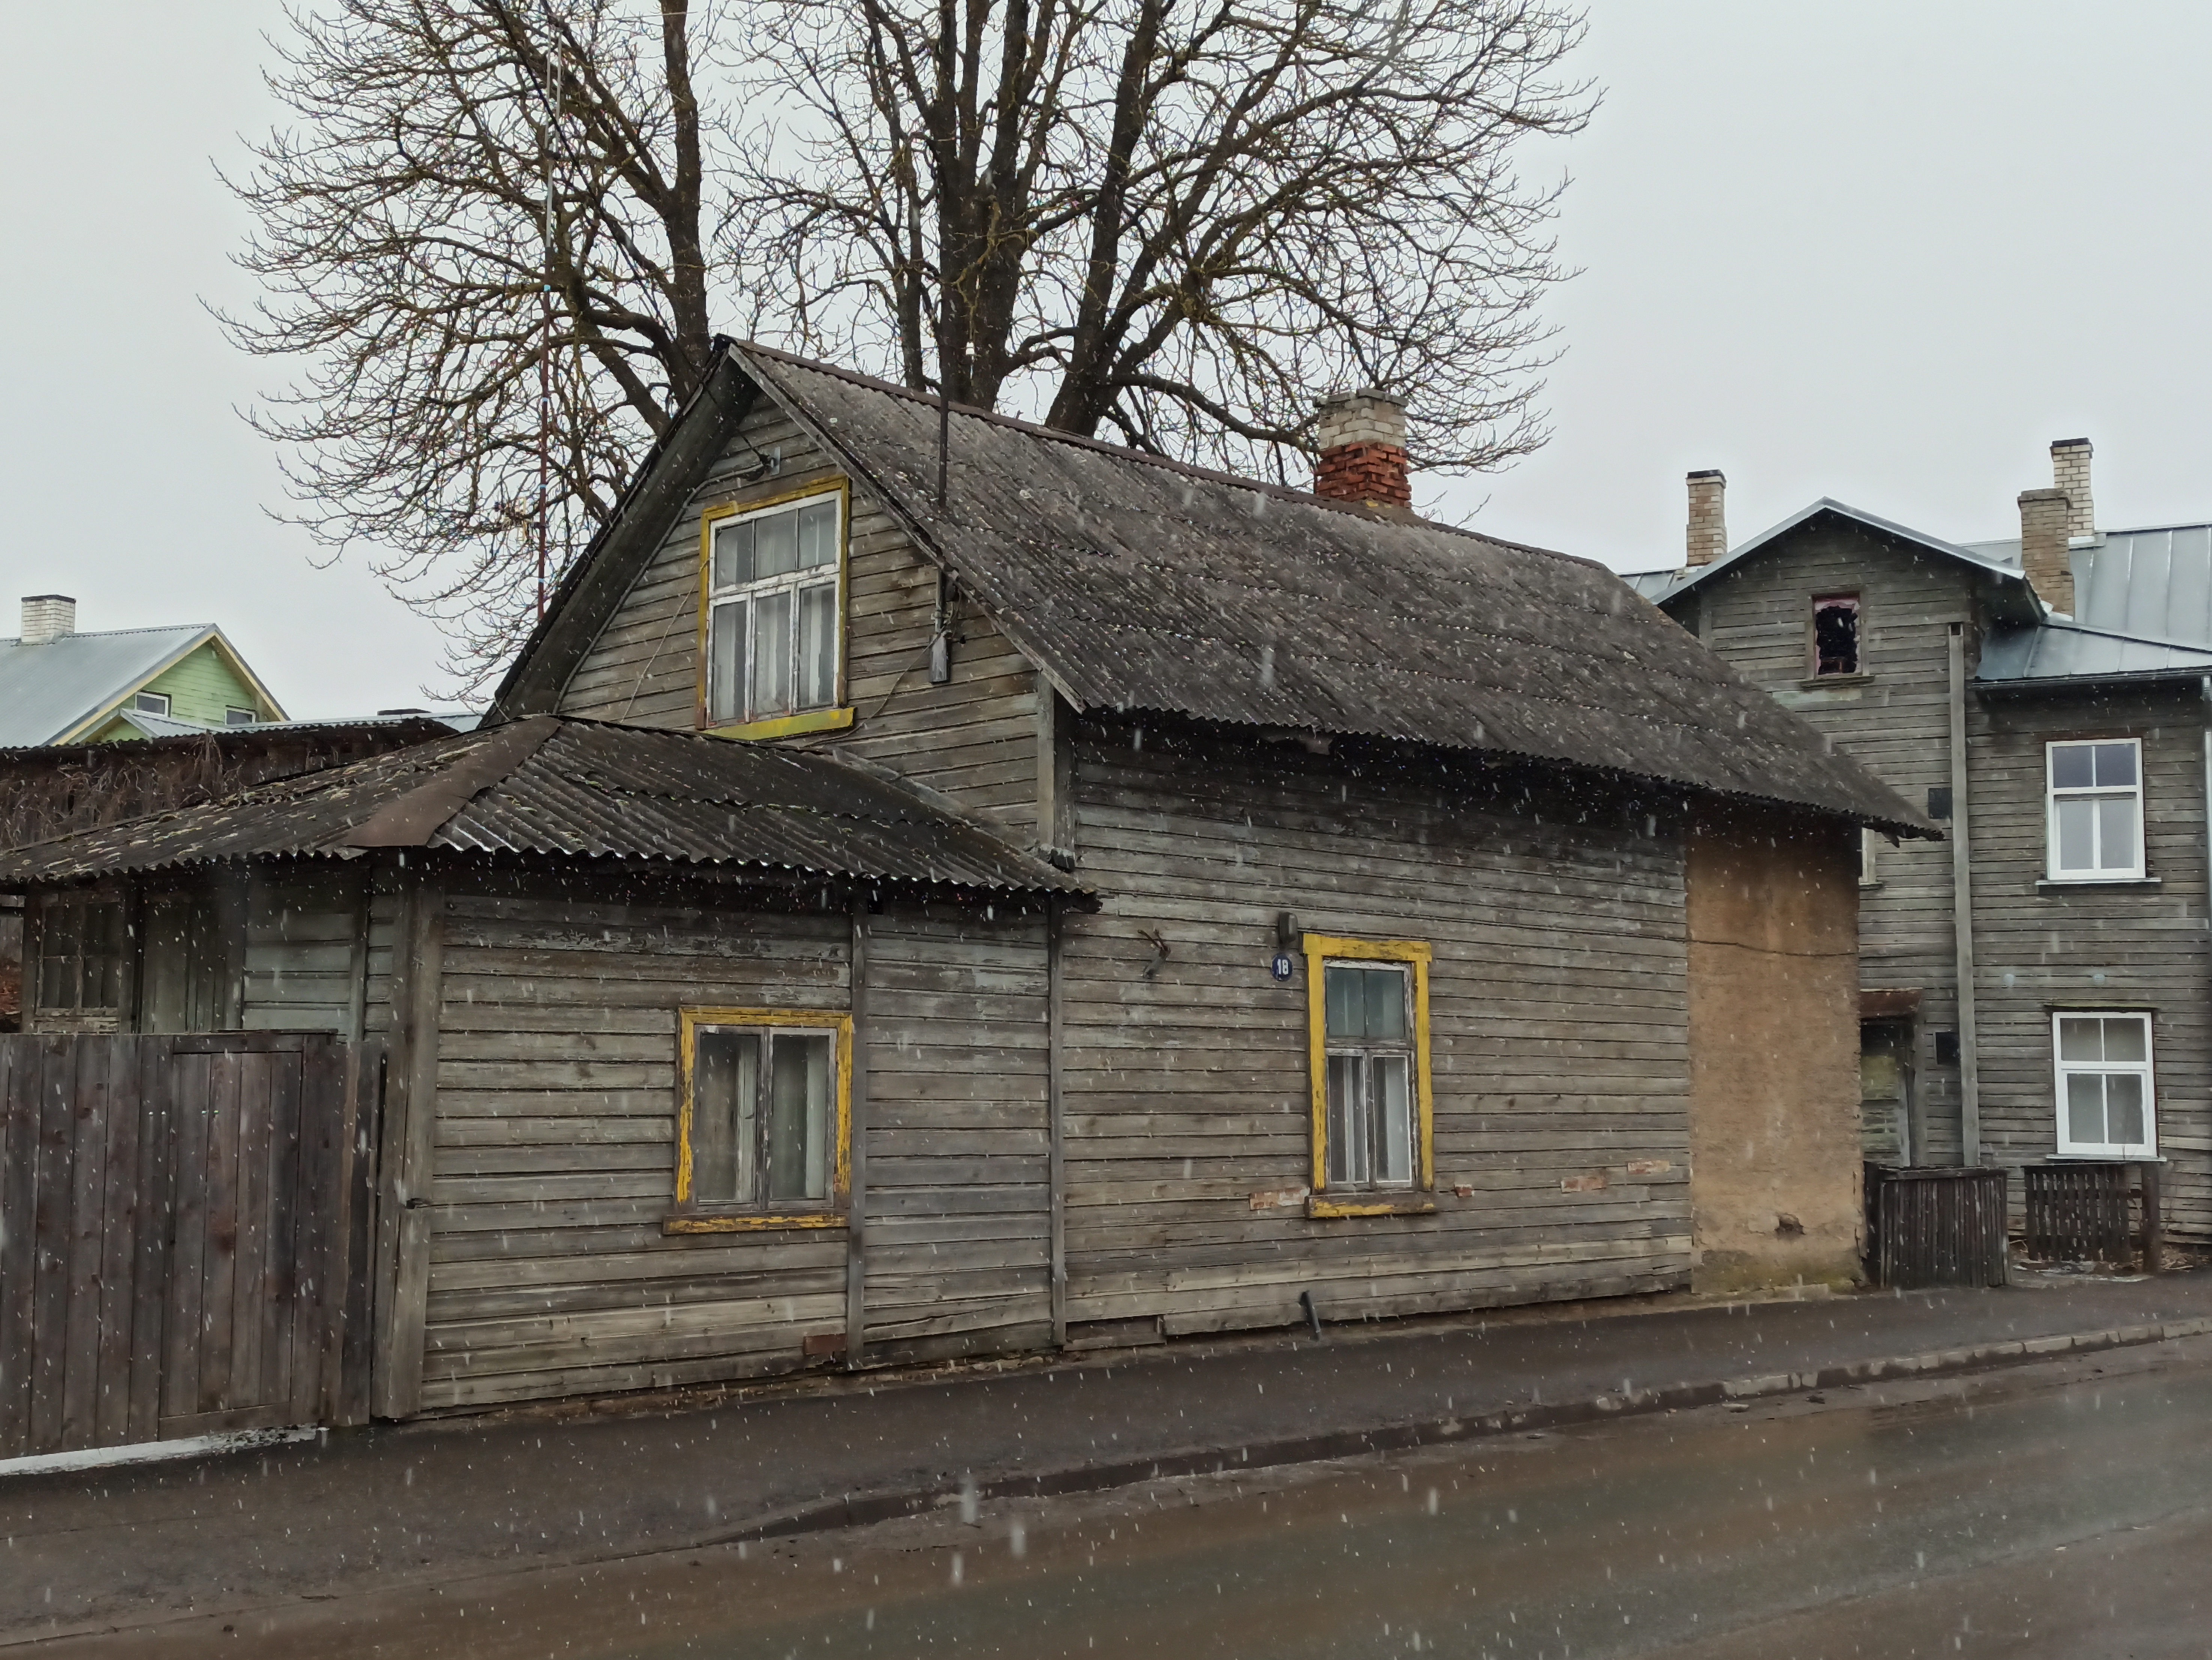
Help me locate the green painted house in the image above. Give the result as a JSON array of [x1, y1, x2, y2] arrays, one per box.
[[0, 594, 286, 746]]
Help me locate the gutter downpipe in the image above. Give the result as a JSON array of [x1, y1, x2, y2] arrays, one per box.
[[1949, 623, 1981, 1165]]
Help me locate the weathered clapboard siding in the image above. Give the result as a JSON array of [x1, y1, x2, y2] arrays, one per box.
[[1691, 522, 1976, 1163], [555, 396, 1043, 831], [859, 906, 1053, 1360], [417, 886, 850, 1408], [1058, 719, 1694, 1336], [1968, 683, 2212, 1239], [239, 870, 362, 1032]]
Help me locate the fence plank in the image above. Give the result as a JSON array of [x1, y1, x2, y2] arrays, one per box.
[[31, 1036, 78, 1453], [95, 1040, 143, 1445], [200, 1051, 244, 1414], [336, 1040, 385, 1427], [232, 1051, 277, 1409], [263, 1048, 305, 1416], [61, 1038, 109, 1448], [127, 1039, 174, 1443], [163, 1052, 212, 1421], [0, 1042, 34, 1458], [297, 1038, 347, 1423]]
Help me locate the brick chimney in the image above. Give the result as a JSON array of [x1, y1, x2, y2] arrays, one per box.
[[1685, 469, 1727, 567], [19, 595, 76, 645], [2050, 437, 2095, 542], [2019, 488, 2074, 615], [1314, 389, 1410, 508]]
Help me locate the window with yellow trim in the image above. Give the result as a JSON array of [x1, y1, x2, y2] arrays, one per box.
[[1304, 936, 1433, 1204], [703, 489, 844, 727], [677, 1008, 852, 1225]]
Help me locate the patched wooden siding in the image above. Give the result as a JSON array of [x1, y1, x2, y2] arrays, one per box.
[[1968, 684, 2212, 1240], [1059, 719, 1694, 1336], [1685, 524, 1977, 1163], [418, 888, 851, 1408], [240, 870, 361, 1032], [410, 879, 1054, 1409], [555, 396, 1043, 832], [861, 906, 1052, 1361]]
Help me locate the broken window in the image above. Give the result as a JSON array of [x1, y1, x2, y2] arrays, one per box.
[[1314, 953, 1428, 1194], [678, 1011, 847, 1221], [1811, 595, 1860, 677], [2053, 1013, 2155, 1157], [2047, 739, 2143, 880], [703, 490, 844, 729], [34, 890, 125, 1014]]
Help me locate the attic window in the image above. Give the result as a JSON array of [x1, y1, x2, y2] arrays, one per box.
[[702, 488, 846, 732], [225, 707, 257, 727], [133, 691, 172, 716], [1811, 595, 1860, 677]]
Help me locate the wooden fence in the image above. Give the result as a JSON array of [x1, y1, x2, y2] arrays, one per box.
[[0, 1033, 380, 1460], [1864, 1164, 2010, 1289], [2022, 1161, 2162, 1270]]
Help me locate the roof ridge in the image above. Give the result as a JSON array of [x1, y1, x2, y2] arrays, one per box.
[[0, 622, 213, 646], [730, 339, 1599, 573]]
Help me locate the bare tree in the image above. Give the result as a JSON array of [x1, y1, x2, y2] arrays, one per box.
[[223, 0, 718, 680], [227, 0, 1589, 686], [733, 0, 1592, 474]]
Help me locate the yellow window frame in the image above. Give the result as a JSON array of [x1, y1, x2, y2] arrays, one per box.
[[696, 478, 856, 740], [669, 1005, 854, 1233], [1303, 935, 1434, 1218]]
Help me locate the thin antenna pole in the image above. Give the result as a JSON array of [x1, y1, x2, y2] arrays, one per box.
[[536, 40, 561, 619]]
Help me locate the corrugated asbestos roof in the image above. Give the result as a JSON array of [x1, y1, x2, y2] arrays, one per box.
[[0, 625, 215, 746], [717, 347, 1927, 834], [0, 716, 1088, 896]]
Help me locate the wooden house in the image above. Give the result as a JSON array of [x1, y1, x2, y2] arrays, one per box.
[[1, 343, 1925, 1422], [1632, 443, 2212, 1246]]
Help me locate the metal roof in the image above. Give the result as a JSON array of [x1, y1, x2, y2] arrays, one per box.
[[699, 348, 1926, 835], [0, 625, 214, 746], [1977, 621, 2212, 685], [0, 716, 1090, 897]]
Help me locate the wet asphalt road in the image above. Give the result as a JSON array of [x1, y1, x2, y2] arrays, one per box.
[[42, 1335, 2212, 1658]]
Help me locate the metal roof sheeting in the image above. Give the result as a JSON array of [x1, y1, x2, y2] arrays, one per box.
[[0, 716, 1089, 896], [0, 625, 214, 746], [1977, 622, 2212, 684], [734, 349, 1928, 835]]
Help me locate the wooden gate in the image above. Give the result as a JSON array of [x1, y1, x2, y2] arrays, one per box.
[[0, 1034, 380, 1459]]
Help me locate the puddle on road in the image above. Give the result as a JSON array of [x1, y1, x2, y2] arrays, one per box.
[[52, 1344, 2212, 1660]]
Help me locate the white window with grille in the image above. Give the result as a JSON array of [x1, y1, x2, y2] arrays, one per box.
[[2052, 1012, 2157, 1158], [2046, 739, 2144, 880], [703, 491, 843, 727]]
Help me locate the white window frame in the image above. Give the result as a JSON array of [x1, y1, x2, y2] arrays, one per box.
[[2045, 737, 2145, 881], [2052, 1011, 2158, 1158], [1320, 959, 1419, 1193], [702, 488, 846, 729], [133, 691, 171, 716], [224, 706, 257, 726]]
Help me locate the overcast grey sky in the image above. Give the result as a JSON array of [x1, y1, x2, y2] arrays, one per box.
[[3, 3, 2208, 718]]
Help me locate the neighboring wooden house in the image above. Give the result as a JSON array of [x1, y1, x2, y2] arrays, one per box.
[[1, 342, 1925, 1419], [1631, 443, 2212, 1245], [0, 595, 286, 746]]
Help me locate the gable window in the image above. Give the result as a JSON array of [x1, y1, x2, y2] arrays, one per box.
[[1811, 595, 1860, 677], [225, 707, 257, 726], [702, 488, 846, 731], [34, 891, 125, 1015], [2047, 739, 2143, 879], [672, 1007, 851, 1231], [2053, 1013, 2156, 1157], [133, 691, 171, 716], [1304, 936, 1433, 1216]]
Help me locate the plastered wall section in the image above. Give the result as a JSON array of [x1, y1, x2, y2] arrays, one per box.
[[1687, 806, 1865, 1292]]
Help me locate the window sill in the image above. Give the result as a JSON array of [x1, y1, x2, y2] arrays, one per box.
[[2035, 876, 2159, 893], [1798, 673, 1874, 690], [2046, 1153, 2164, 1164], [702, 706, 856, 742], [663, 1212, 848, 1235], [1307, 1193, 1436, 1219]]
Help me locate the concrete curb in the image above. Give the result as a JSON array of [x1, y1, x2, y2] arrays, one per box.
[[733, 1315, 2212, 1544]]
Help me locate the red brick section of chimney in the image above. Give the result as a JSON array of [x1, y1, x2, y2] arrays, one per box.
[[1313, 389, 1410, 508]]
